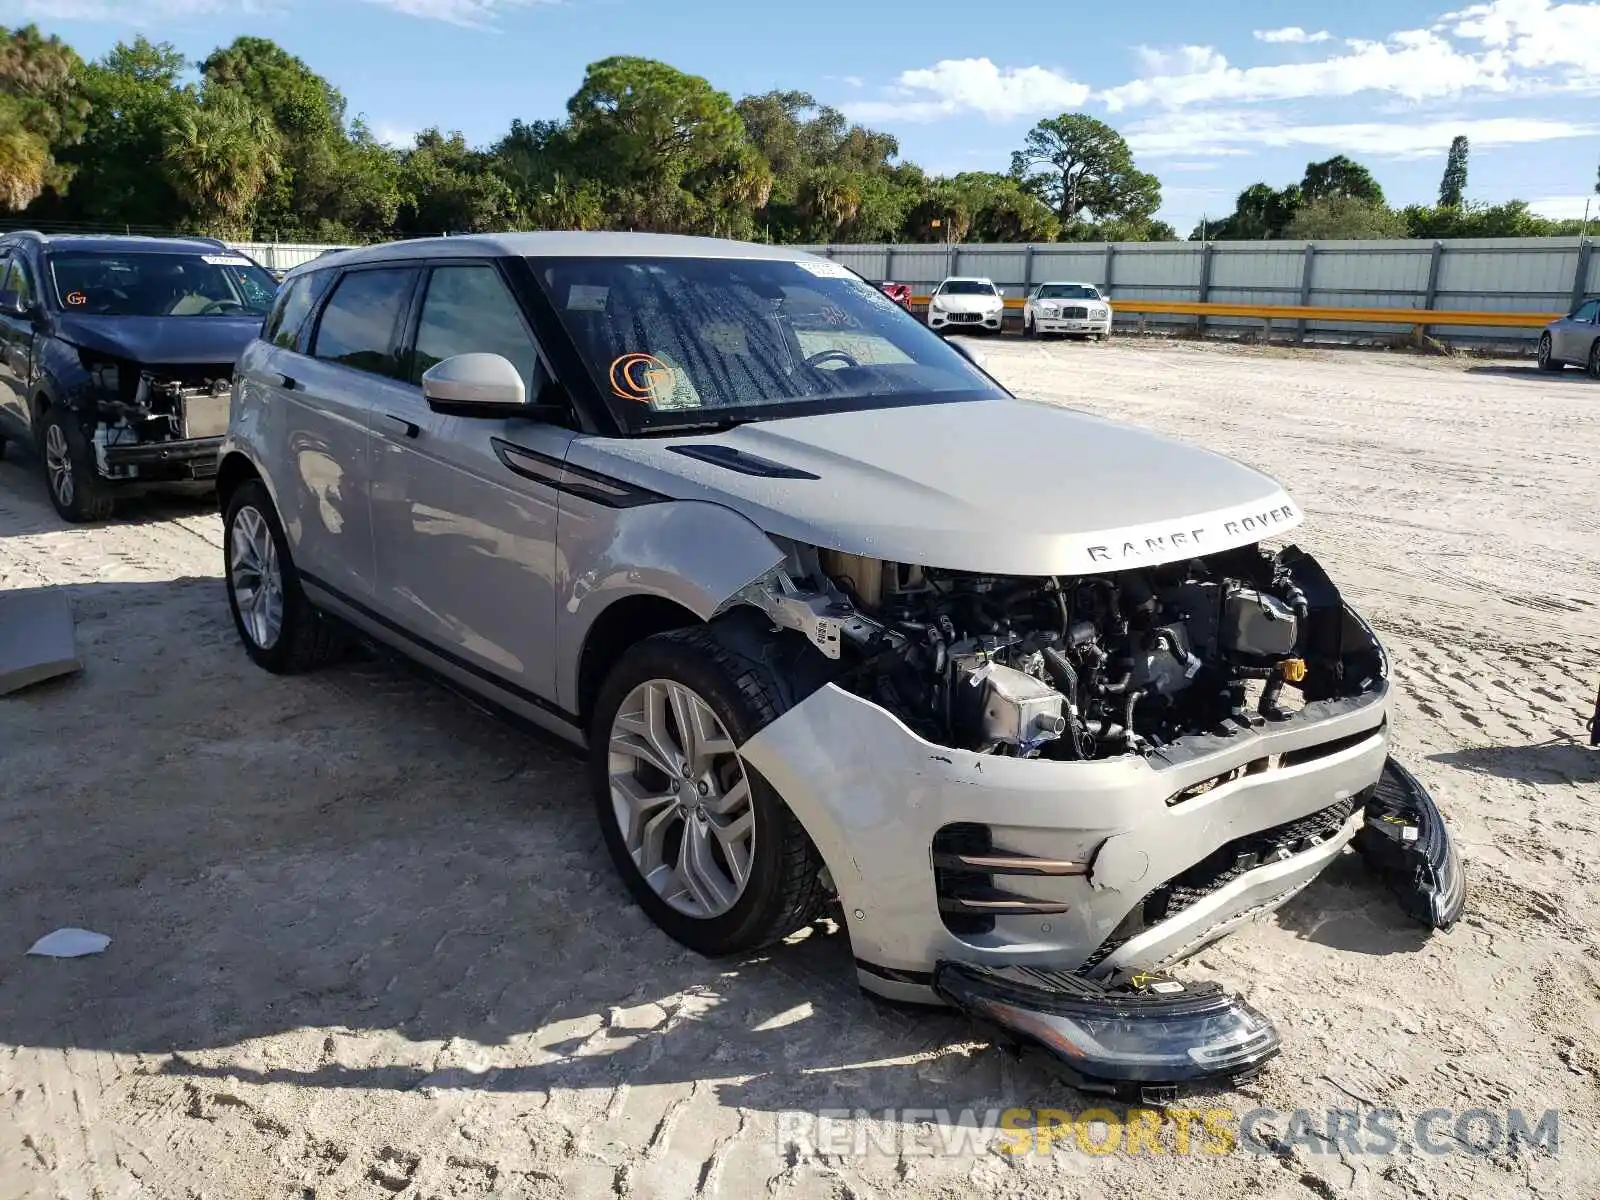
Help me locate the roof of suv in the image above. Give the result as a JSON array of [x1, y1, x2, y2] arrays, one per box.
[[1, 233, 233, 255], [294, 232, 829, 276]]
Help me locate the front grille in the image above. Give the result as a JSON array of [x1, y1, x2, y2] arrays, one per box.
[[1062, 306, 1088, 319]]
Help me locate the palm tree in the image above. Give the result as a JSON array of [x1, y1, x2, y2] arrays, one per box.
[[163, 91, 280, 236]]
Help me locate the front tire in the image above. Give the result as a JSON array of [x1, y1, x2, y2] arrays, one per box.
[[41, 409, 114, 523], [224, 479, 345, 674], [1023, 315, 1037, 339], [591, 626, 826, 956], [1588, 339, 1600, 380], [1537, 334, 1562, 371]]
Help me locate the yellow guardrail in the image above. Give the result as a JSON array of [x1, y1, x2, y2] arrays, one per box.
[[908, 296, 1559, 329]]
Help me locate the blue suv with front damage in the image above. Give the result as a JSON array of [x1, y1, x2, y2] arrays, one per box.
[[0, 231, 277, 521]]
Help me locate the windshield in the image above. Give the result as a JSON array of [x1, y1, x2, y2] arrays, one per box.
[[535, 256, 1006, 432], [1036, 284, 1100, 300], [48, 251, 278, 318], [938, 280, 997, 296]]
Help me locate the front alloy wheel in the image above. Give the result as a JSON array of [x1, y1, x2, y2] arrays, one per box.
[[1538, 333, 1561, 371], [1589, 339, 1600, 380], [608, 679, 754, 918], [590, 625, 826, 956], [40, 410, 113, 522], [229, 503, 284, 651]]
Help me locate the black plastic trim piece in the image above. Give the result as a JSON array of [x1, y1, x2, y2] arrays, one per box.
[[1354, 757, 1467, 930], [667, 443, 821, 480], [853, 959, 935, 987], [491, 437, 666, 508], [299, 570, 581, 727]]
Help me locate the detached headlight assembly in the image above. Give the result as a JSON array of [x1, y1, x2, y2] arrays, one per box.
[[77, 348, 120, 396]]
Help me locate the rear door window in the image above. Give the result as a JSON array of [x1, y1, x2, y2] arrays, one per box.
[[311, 268, 418, 379], [262, 270, 333, 351]]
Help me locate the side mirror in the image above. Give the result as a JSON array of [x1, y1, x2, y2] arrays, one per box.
[[0, 290, 31, 318], [421, 353, 527, 417]]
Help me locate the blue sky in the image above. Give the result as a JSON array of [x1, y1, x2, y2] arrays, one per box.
[[12, 0, 1600, 233]]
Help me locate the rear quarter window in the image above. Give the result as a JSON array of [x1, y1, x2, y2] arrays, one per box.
[[263, 269, 334, 351]]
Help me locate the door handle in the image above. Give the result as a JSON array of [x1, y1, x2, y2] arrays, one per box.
[[384, 413, 420, 439], [270, 372, 298, 390]]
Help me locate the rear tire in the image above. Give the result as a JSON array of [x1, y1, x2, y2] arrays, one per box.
[[1537, 333, 1562, 371], [591, 625, 827, 957], [1588, 339, 1600, 380], [224, 479, 346, 674], [41, 409, 114, 523]]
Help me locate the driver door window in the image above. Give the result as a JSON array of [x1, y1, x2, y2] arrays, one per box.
[[409, 264, 544, 394]]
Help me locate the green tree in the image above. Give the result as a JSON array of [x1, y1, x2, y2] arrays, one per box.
[[0, 25, 87, 211], [1300, 155, 1384, 205], [949, 172, 1060, 242], [564, 56, 750, 233], [162, 86, 280, 235], [1009, 114, 1162, 227], [1283, 196, 1406, 240], [1438, 136, 1469, 208], [34, 37, 192, 228], [397, 129, 514, 235], [1192, 182, 1303, 240]]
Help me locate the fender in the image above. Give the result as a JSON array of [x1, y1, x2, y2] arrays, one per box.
[[552, 497, 785, 714]]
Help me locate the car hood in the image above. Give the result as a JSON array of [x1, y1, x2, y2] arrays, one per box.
[[932, 293, 1003, 309], [52, 313, 262, 366], [569, 398, 1303, 576]]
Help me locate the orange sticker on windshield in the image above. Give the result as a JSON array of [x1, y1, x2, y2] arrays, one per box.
[[66, 291, 87, 306], [609, 353, 676, 404]]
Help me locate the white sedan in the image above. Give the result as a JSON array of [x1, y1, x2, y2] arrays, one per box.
[[927, 276, 1005, 334], [1023, 281, 1113, 340]]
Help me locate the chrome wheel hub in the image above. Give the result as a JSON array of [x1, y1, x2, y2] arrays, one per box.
[[229, 505, 284, 650], [44, 423, 72, 507], [607, 678, 754, 918]]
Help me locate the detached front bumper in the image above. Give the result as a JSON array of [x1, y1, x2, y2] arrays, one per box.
[[740, 679, 1395, 1001]]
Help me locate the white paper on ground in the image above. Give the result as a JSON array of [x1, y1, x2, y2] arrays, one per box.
[[27, 928, 110, 957]]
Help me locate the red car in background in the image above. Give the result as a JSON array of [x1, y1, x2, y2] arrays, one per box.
[[877, 280, 912, 309]]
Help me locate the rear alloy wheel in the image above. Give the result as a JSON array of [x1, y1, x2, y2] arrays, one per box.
[[41, 410, 114, 523], [1537, 333, 1562, 371], [591, 626, 826, 956], [224, 479, 346, 674]]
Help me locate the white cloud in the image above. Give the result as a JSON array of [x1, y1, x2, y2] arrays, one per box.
[[1442, 0, 1600, 70], [1254, 26, 1334, 44], [843, 58, 1089, 123], [1102, 30, 1509, 110], [1128, 110, 1597, 159], [371, 123, 418, 147], [360, 0, 555, 26], [1528, 195, 1598, 219]]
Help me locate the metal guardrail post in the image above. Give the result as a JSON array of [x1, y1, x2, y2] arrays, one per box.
[[884, 244, 894, 282], [1103, 243, 1116, 296], [1421, 241, 1444, 345], [1196, 243, 1215, 336], [949, 244, 959, 277], [1571, 240, 1593, 311], [1023, 244, 1033, 290], [1296, 244, 1315, 343]]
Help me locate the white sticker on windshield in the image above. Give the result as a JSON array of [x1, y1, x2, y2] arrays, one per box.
[[567, 284, 609, 312], [202, 254, 253, 267], [795, 259, 854, 279]]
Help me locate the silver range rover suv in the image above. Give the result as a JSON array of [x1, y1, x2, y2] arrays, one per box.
[[219, 233, 1464, 1100]]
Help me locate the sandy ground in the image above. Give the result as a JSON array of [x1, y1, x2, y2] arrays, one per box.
[[2, 338, 1598, 1200]]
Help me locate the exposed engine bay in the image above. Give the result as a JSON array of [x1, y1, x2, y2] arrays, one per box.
[[78, 355, 232, 479], [743, 540, 1379, 760]]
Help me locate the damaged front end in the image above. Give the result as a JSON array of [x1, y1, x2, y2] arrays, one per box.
[[731, 537, 1465, 1095], [70, 349, 231, 483]]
